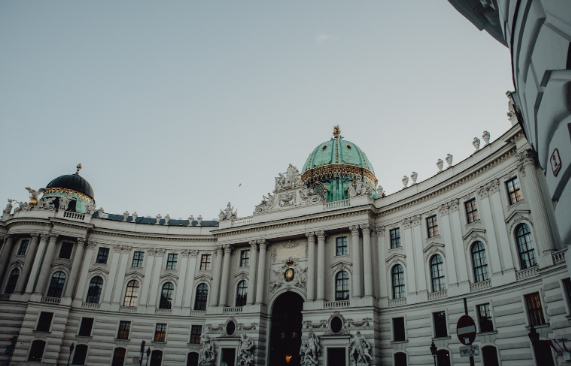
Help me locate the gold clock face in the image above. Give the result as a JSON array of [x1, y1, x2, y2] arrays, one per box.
[[284, 268, 294, 282]]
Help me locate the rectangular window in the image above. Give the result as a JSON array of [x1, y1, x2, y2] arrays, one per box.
[[166, 253, 178, 270], [190, 325, 202, 344], [117, 321, 131, 340], [525, 292, 546, 326], [465, 199, 479, 223], [200, 254, 212, 270], [477, 304, 494, 332], [96, 247, 109, 264], [132, 251, 144, 267], [59, 242, 74, 259], [240, 250, 250, 267], [393, 317, 406, 341], [17, 239, 30, 256], [154, 323, 167, 342], [433, 311, 447, 338], [390, 228, 401, 249], [336, 236, 348, 256], [78, 317, 94, 337], [36, 312, 54, 332], [427, 215, 439, 238], [506, 177, 522, 205]]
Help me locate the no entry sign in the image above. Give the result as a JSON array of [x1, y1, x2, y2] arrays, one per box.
[[457, 315, 476, 345]]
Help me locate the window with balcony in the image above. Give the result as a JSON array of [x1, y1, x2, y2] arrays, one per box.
[[335, 271, 349, 300]]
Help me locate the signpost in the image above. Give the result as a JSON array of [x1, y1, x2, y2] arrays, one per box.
[[457, 314, 477, 366]]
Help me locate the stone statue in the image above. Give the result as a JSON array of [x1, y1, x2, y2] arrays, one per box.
[[348, 183, 357, 198], [164, 214, 170, 225], [278, 192, 295, 207], [445, 154, 453, 167], [300, 187, 322, 205], [13, 201, 31, 213], [402, 176, 409, 188], [189, 215, 195, 222], [25, 187, 45, 206], [473, 137, 481, 150], [197, 215, 203, 225], [3, 199, 13, 214], [411, 172, 418, 185], [85, 201, 96, 214], [219, 202, 238, 221], [300, 332, 321, 366], [237, 333, 254, 365], [507, 90, 517, 120], [436, 159, 444, 172], [37, 197, 56, 210], [198, 335, 216, 366], [482, 131, 490, 145], [59, 196, 70, 211], [275, 164, 302, 191], [131, 212, 138, 222], [349, 331, 372, 366]]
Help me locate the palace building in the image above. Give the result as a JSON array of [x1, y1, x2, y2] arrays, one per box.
[[0, 122, 569, 366]]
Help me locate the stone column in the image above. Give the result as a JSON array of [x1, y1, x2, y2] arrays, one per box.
[[316, 230, 326, 301], [411, 216, 427, 295], [218, 245, 232, 307], [74, 242, 95, 301], [139, 249, 156, 306], [35, 234, 58, 295], [246, 241, 258, 305], [183, 250, 198, 309], [487, 181, 515, 272], [448, 202, 470, 285], [361, 224, 373, 297], [148, 249, 165, 308], [210, 246, 223, 307], [479, 187, 504, 277], [438, 205, 458, 288], [255, 240, 267, 305], [0, 235, 14, 287], [376, 226, 388, 299], [111, 246, 131, 304], [16, 234, 40, 293], [103, 245, 122, 303], [175, 250, 190, 308], [350, 225, 362, 298], [519, 150, 557, 255], [63, 239, 86, 298], [306, 232, 316, 302]]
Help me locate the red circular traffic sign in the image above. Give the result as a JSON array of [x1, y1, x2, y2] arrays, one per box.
[[457, 315, 477, 345]]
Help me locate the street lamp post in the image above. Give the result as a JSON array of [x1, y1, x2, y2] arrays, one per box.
[[66, 342, 75, 366], [146, 347, 151, 366], [139, 340, 146, 366], [430, 341, 438, 366]]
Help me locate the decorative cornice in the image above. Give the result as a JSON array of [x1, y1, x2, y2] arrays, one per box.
[[90, 229, 217, 242]]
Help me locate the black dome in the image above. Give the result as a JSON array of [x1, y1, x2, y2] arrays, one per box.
[[46, 173, 95, 199]]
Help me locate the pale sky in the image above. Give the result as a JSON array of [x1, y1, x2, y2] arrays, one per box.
[[0, 1, 514, 220]]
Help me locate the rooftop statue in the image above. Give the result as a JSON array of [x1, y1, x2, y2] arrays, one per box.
[[275, 164, 302, 191], [25, 187, 44, 206], [219, 202, 238, 221]]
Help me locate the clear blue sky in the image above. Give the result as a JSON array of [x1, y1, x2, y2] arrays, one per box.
[[0, 1, 514, 220]]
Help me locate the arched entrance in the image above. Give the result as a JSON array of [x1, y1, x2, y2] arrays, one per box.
[[269, 292, 304, 366]]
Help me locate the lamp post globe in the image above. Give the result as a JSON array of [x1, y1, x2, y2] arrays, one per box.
[[430, 341, 438, 366]]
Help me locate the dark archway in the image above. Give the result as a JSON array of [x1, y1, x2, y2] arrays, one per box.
[[269, 292, 304, 366]]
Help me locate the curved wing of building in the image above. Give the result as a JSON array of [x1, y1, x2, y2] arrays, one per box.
[[0, 124, 568, 366]]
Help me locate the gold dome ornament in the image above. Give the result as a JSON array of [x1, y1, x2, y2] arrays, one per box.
[[76, 163, 82, 174], [333, 125, 341, 139]]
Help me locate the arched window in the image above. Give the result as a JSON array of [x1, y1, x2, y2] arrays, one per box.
[[430, 255, 446, 292], [235, 280, 248, 307], [471, 241, 489, 282], [111, 347, 126, 366], [150, 350, 163, 366], [159, 282, 174, 309], [72, 344, 89, 365], [28, 340, 46, 362], [516, 223, 537, 269], [394, 352, 407, 366], [335, 271, 349, 300], [47, 271, 66, 298], [194, 283, 208, 311], [123, 280, 139, 307], [5, 268, 20, 294], [392, 265, 405, 299], [482, 346, 500, 366], [187, 352, 199, 366], [85, 276, 103, 303]]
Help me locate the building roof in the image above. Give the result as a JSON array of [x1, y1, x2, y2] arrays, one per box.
[[91, 211, 219, 227], [46, 173, 95, 199], [301, 135, 375, 175]]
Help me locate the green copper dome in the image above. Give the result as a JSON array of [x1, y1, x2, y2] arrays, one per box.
[[301, 126, 378, 202]]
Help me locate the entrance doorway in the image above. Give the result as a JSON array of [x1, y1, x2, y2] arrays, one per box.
[[221, 348, 236, 366], [269, 292, 304, 366], [327, 348, 346, 366]]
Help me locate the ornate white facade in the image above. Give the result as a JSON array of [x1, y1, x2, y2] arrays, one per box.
[[0, 124, 569, 366]]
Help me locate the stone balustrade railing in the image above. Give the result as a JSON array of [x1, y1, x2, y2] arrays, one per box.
[[223, 307, 243, 313], [64, 211, 86, 220], [324, 300, 350, 309], [0, 294, 11, 301], [325, 199, 350, 211], [470, 280, 491, 292], [190, 310, 207, 316], [42, 296, 61, 304], [81, 302, 101, 309], [155, 308, 172, 314], [552, 249, 566, 265], [516, 267, 538, 281], [120, 306, 138, 313], [232, 216, 253, 226], [388, 298, 407, 307], [428, 289, 448, 301]]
